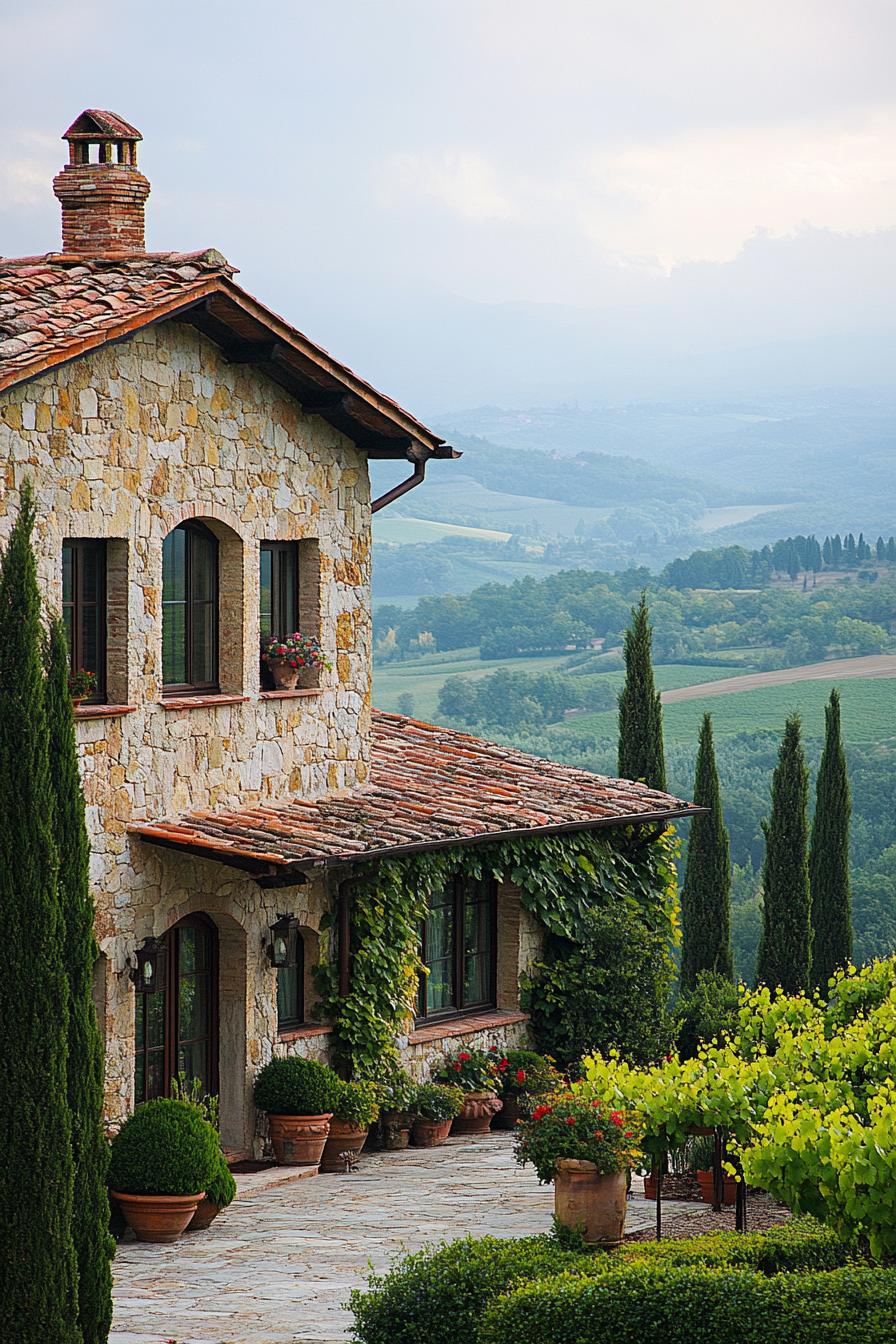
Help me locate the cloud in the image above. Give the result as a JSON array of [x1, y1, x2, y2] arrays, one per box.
[[0, 130, 60, 211], [377, 110, 896, 280], [382, 150, 518, 223]]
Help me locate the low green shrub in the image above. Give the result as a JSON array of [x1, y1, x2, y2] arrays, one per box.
[[206, 1152, 237, 1209], [377, 1062, 418, 1114], [335, 1079, 381, 1127], [413, 1082, 465, 1122], [435, 1047, 499, 1091], [350, 1221, 855, 1344], [494, 1049, 558, 1099], [675, 972, 740, 1059], [253, 1057, 342, 1116], [619, 1218, 851, 1274], [108, 1098, 220, 1196], [480, 1265, 896, 1344], [349, 1236, 587, 1344]]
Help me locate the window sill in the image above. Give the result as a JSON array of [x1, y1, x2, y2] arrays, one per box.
[[74, 704, 137, 721], [161, 693, 249, 711], [408, 1010, 528, 1046], [277, 1022, 332, 1043], [259, 688, 322, 701]]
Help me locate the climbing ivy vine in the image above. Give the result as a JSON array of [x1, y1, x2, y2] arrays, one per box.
[[315, 827, 679, 1079]]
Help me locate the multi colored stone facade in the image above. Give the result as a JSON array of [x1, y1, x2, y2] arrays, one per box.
[[0, 317, 545, 1154]]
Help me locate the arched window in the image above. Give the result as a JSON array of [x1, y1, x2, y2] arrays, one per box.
[[162, 521, 219, 693]]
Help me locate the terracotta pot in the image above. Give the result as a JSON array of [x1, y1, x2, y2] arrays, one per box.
[[696, 1168, 738, 1206], [267, 1112, 332, 1166], [187, 1196, 223, 1231], [411, 1116, 453, 1147], [267, 659, 299, 691], [492, 1095, 525, 1129], [451, 1090, 502, 1136], [379, 1109, 413, 1149], [553, 1161, 628, 1248], [111, 1190, 204, 1244], [320, 1119, 369, 1172]]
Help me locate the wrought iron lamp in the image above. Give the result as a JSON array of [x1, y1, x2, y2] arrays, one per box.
[[130, 936, 163, 991], [266, 914, 292, 968]]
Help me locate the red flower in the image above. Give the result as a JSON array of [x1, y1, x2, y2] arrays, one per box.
[[515, 1068, 526, 1084], [453, 1062, 462, 1072], [489, 1045, 499, 1053], [532, 1104, 552, 1121], [458, 1051, 471, 1063], [591, 1099, 601, 1109], [610, 1111, 624, 1127], [625, 1131, 634, 1138], [593, 1130, 604, 1140], [566, 1115, 576, 1126]]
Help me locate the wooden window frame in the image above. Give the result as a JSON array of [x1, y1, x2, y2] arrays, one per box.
[[134, 914, 220, 1104], [416, 874, 498, 1024], [260, 541, 300, 640], [162, 520, 220, 696], [276, 922, 305, 1031], [62, 538, 107, 703]]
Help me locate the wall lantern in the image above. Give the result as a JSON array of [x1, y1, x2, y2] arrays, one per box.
[[266, 914, 292, 968], [130, 936, 164, 992]]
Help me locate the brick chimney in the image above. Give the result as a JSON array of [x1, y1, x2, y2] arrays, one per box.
[[53, 110, 150, 254]]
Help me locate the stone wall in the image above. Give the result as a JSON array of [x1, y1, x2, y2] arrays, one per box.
[[0, 319, 371, 1147]]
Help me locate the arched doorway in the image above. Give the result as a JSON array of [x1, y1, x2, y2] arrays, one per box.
[[134, 914, 219, 1104]]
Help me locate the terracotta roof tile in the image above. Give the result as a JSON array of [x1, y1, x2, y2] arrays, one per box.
[[129, 711, 701, 876], [0, 251, 450, 454]]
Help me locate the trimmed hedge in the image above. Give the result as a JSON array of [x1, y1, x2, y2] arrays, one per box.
[[253, 1056, 342, 1116], [618, 1218, 850, 1274], [350, 1222, 854, 1344], [206, 1152, 237, 1209], [480, 1266, 896, 1344], [108, 1098, 219, 1196], [349, 1237, 586, 1344]]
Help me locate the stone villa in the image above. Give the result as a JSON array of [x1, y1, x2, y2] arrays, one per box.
[[0, 111, 697, 1157]]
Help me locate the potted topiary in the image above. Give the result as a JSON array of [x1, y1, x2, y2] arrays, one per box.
[[253, 1056, 342, 1168], [375, 1063, 418, 1150], [260, 632, 331, 691], [436, 1048, 502, 1135], [692, 1133, 738, 1205], [490, 1048, 559, 1129], [108, 1097, 220, 1243], [188, 1151, 237, 1230], [513, 1091, 641, 1247], [410, 1082, 465, 1147], [320, 1079, 381, 1173]]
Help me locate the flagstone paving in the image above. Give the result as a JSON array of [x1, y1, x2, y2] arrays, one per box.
[[111, 1131, 667, 1344]]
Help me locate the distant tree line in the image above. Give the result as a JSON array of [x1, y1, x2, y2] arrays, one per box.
[[662, 531, 896, 589], [437, 667, 615, 730]]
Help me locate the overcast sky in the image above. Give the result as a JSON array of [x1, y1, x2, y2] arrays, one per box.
[[2, 0, 894, 410]]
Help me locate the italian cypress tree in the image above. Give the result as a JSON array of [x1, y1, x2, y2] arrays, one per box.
[[617, 592, 666, 790], [0, 484, 80, 1342], [756, 713, 811, 993], [680, 714, 733, 990], [46, 620, 114, 1342], [809, 689, 852, 991]]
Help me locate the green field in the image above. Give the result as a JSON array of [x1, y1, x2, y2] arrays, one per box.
[[548, 676, 896, 748], [373, 515, 511, 544], [372, 654, 751, 724]]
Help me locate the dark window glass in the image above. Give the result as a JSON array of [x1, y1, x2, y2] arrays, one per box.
[[276, 923, 305, 1030], [61, 539, 107, 701], [162, 522, 219, 692], [259, 542, 299, 641], [133, 917, 218, 1104], [417, 875, 496, 1022]]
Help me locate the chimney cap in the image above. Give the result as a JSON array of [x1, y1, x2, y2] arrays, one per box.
[[62, 110, 142, 143]]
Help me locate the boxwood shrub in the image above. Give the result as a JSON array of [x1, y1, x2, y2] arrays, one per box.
[[253, 1056, 342, 1116], [480, 1266, 896, 1344], [349, 1236, 589, 1344], [350, 1221, 854, 1344], [108, 1098, 220, 1196], [206, 1151, 237, 1209]]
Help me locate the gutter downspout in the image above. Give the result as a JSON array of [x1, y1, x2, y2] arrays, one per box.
[[370, 453, 427, 514]]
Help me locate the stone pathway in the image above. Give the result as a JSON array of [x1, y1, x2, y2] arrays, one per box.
[[112, 1132, 662, 1344]]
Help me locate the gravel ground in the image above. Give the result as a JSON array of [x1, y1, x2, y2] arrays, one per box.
[[625, 1189, 790, 1241]]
